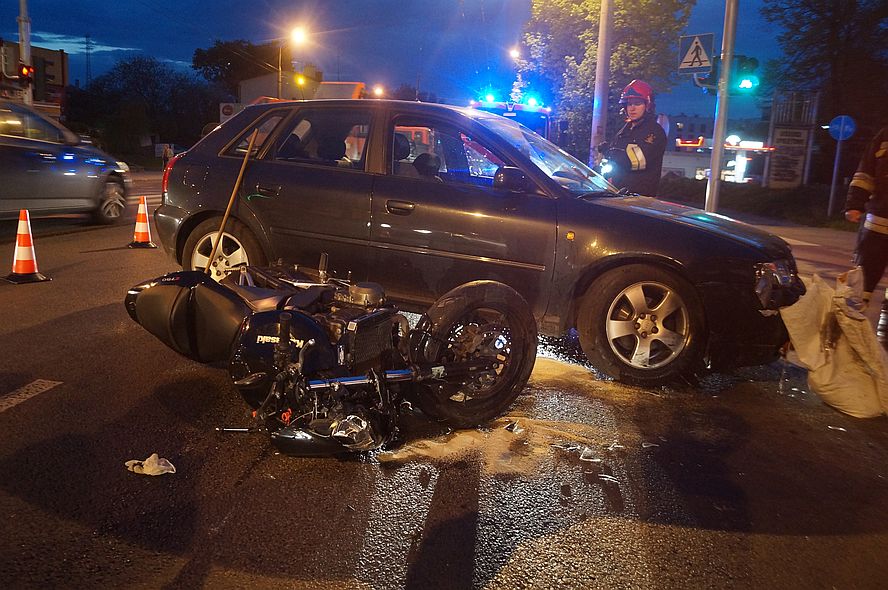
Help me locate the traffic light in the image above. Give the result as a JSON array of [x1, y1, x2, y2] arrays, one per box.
[[17, 62, 34, 87], [731, 55, 759, 93]]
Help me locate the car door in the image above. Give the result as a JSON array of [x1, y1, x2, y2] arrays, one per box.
[[0, 101, 57, 214], [1, 101, 97, 217], [368, 114, 557, 315], [239, 106, 375, 279]]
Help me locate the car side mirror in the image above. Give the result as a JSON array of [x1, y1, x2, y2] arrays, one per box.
[[494, 166, 529, 192]]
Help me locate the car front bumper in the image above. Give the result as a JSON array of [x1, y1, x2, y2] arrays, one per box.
[[699, 276, 803, 370]]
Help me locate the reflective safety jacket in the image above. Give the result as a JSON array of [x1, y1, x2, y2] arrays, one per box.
[[605, 113, 667, 196], [845, 126, 888, 234]]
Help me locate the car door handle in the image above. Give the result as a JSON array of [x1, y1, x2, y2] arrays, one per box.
[[386, 200, 415, 215], [255, 184, 280, 197]]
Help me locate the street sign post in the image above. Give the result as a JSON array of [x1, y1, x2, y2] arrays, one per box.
[[679, 34, 714, 75], [827, 115, 856, 216]]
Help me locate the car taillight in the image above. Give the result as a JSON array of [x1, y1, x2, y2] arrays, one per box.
[[161, 153, 183, 199]]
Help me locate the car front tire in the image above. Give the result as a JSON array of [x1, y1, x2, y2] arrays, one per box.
[[183, 218, 267, 281], [577, 264, 705, 385]]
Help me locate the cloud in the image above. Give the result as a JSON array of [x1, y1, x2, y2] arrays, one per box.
[[30, 31, 139, 55]]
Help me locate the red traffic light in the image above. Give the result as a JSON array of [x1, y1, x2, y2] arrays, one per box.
[[17, 62, 34, 85]]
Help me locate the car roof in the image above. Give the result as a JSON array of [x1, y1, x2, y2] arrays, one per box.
[[242, 98, 500, 123]]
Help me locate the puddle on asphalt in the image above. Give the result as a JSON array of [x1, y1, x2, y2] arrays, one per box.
[[379, 415, 614, 476]]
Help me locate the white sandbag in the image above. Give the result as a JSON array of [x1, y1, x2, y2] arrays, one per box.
[[780, 270, 888, 418]]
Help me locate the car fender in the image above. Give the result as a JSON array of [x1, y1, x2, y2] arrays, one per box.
[[174, 206, 274, 267], [554, 252, 694, 332]]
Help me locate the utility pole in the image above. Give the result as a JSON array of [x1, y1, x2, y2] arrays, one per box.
[[18, 0, 32, 105], [588, 0, 612, 167], [704, 0, 738, 213]]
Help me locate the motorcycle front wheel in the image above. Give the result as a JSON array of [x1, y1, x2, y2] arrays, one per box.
[[409, 281, 537, 428]]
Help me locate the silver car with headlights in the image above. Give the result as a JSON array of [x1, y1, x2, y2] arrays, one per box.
[[0, 99, 131, 224]]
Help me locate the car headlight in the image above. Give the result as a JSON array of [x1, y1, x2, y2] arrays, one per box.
[[115, 160, 130, 173], [754, 259, 805, 310]]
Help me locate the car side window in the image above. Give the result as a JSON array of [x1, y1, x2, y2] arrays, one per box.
[[226, 112, 286, 157], [391, 119, 507, 187], [273, 109, 370, 169], [0, 103, 64, 143]]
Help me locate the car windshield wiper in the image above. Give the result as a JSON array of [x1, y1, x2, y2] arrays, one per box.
[[577, 190, 618, 199]]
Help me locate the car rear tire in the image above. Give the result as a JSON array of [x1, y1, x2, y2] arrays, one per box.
[[577, 264, 705, 385], [183, 218, 267, 281], [409, 281, 537, 428], [92, 178, 126, 224]]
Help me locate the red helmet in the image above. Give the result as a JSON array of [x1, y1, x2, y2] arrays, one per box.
[[619, 79, 654, 106]]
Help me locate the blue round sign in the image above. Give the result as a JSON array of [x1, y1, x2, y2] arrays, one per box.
[[829, 115, 856, 141]]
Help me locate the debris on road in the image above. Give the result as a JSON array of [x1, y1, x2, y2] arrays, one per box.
[[504, 420, 525, 434], [125, 453, 176, 476]]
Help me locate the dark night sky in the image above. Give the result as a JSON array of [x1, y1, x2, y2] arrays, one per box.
[[2, 0, 782, 119]]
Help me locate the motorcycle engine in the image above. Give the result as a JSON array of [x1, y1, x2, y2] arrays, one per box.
[[229, 278, 404, 453]]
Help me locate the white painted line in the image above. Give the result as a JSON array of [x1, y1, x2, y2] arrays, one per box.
[[780, 236, 819, 247], [0, 379, 63, 413]]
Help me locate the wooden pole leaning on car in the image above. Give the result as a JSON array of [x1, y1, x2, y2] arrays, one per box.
[[205, 129, 259, 275]]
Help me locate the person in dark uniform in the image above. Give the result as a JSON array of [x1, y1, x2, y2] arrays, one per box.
[[845, 127, 888, 344], [599, 79, 667, 196]]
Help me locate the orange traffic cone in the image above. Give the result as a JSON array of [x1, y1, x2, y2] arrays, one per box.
[[128, 196, 157, 249], [4, 209, 50, 284]]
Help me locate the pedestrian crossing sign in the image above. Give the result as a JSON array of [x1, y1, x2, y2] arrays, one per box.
[[679, 34, 714, 74]]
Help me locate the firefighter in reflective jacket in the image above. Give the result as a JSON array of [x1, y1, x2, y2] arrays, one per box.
[[845, 127, 888, 342], [599, 79, 667, 196]]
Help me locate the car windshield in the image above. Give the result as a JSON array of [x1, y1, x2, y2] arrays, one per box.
[[474, 113, 616, 196]]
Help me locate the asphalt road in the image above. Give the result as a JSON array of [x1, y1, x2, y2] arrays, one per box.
[[1, 179, 888, 588]]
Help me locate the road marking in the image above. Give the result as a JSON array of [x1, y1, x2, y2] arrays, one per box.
[[0, 379, 63, 413], [780, 236, 819, 247]]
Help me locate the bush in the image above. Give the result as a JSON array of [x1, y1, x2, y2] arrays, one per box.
[[658, 176, 858, 230]]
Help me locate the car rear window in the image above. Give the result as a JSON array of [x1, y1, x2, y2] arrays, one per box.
[[225, 112, 287, 157], [272, 109, 371, 170]]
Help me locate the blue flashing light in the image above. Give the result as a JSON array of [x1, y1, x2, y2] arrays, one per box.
[[484, 93, 496, 103], [526, 96, 539, 107]]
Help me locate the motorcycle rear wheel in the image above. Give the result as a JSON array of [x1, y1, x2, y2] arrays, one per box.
[[410, 281, 537, 428]]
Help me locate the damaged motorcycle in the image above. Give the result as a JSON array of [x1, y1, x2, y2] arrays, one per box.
[[124, 257, 537, 456]]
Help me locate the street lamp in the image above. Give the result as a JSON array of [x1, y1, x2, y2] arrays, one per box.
[[278, 26, 308, 99]]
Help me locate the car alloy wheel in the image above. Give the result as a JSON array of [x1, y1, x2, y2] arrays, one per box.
[[604, 280, 689, 370], [94, 180, 126, 224], [190, 230, 251, 280]]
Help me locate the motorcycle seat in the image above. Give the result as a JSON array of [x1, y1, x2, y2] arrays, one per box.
[[226, 283, 332, 313], [226, 283, 296, 312]]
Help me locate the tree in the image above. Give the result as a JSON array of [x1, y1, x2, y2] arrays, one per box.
[[520, 0, 693, 161], [64, 56, 227, 154], [192, 40, 279, 97], [761, 0, 888, 183]]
